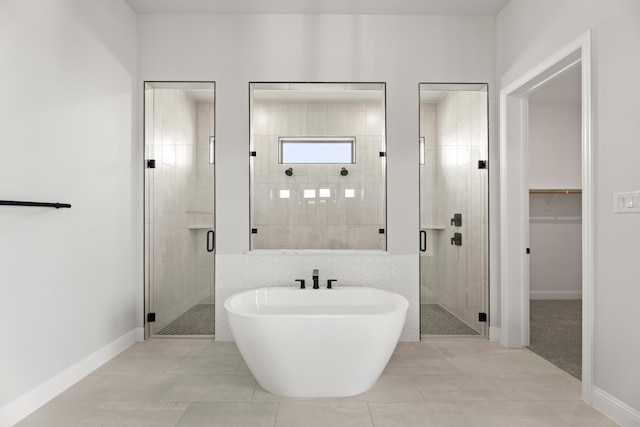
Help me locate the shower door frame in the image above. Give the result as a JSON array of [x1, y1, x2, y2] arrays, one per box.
[[417, 82, 490, 338], [143, 80, 217, 339]]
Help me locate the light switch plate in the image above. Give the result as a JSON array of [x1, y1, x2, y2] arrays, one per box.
[[613, 191, 640, 213]]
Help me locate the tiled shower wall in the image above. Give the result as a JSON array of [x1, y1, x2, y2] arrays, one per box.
[[145, 88, 215, 332], [419, 92, 488, 333], [251, 101, 385, 250], [215, 252, 419, 341]]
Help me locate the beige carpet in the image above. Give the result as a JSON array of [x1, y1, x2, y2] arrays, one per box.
[[529, 299, 582, 379]]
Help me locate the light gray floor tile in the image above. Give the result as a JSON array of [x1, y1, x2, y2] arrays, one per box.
[[165, 353, 244, 374], [477, 373, 581, 401], [369, 402, 473, 427], [457, 401, 570, 427], [15, 402, 97, 427], [188, 340, 241, 356], [79, 401, 188, 426], [122, 339, 211, 356], [413, 373, 510, 402], [545, 401, 619, 426], [275, 402, 373, 427], [82, 374, 178, 402], [383, 352, 460, 375], [510, 349, 574, 375], [343, 375, 423, 403], [15, 338, 616, 426], [91, 354, 183, 376], [162, 374, 256, 401], [446, 353, 532, 375], [426, 337, 514, 357], [176, 401, 278, 427], [252, 384, 339, 402], [50, 375, 104, 401], [237, 359, 252, 375]]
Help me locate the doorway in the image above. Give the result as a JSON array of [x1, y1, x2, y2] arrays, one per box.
[[527, 65, 582, 379], [499, 30, 593, 399], [418, 83, 489, 337], [144, 82, 216, 338]]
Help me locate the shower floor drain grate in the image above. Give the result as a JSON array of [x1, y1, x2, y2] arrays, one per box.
[[156, 304, 214, 336], [421, 304, 479, 335]]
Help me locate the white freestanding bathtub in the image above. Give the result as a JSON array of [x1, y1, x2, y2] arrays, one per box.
[[224, 286, 409, 397]]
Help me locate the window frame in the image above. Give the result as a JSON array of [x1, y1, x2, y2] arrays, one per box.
[[278, 136, 356, 164]]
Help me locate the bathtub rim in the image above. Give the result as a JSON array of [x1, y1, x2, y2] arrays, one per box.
[[224, 286, 409, 320]]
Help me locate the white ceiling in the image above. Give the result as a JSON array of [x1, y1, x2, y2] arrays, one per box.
[[125, 0, 510, 15]]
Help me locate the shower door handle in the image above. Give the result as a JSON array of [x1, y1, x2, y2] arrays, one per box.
[[207, 230, 215, 252], [420, 230, 427, 252]]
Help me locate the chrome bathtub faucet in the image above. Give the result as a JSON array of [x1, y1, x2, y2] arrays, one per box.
[[313, 269, 319, 289]]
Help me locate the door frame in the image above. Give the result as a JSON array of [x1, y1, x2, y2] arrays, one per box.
[[418, 82, 491, 338], [499, 30, 593, 401], [143, 81, 217, 339]]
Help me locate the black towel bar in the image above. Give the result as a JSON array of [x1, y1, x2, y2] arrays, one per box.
[[0, 200, 72, 209]]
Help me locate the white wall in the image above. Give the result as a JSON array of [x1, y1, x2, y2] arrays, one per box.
[[497, 0, 640, 418], [529, 194, 582, 298], [137, 14, 497, 341], [0, 0, 138, 417], [528, 102, 582, 299], [529, 104, 582, 189]]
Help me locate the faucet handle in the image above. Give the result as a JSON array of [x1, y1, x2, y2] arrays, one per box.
[[295, 279, 305, 289], [327, 279, 337, 289]]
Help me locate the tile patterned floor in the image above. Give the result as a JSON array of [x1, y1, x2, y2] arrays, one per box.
[[16, 338, 618, 426], [156, 304, 215, 336], [421, 304, 480, 336]]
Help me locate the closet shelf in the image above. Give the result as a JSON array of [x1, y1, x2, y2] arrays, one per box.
[[529, 189, 582, 194]]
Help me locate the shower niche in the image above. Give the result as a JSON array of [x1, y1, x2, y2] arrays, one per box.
[[419, 83, 489, 336], [144, 82, 216, 337], [249, 83, 386, 250]]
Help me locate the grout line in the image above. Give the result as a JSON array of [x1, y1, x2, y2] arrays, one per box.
[[366, 402, 376, 426], [273, 401, 281, 427]]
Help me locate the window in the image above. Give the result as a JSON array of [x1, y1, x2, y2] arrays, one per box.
[[279, 137, 356, 164]]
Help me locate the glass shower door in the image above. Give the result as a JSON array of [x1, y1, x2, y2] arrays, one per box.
[[419, 83, 489, 336], [144, 82, 216, 337]]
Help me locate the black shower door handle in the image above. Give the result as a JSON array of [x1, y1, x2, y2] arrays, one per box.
[[207, 230, 215, 252], [420, 230, 427, 252]]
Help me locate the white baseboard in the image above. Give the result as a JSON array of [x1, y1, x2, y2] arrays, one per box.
[[530, 290, 582, 300], [592, 386, 640, 427], [0, 327, 140, 427], [489, 326, 501, 342]]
